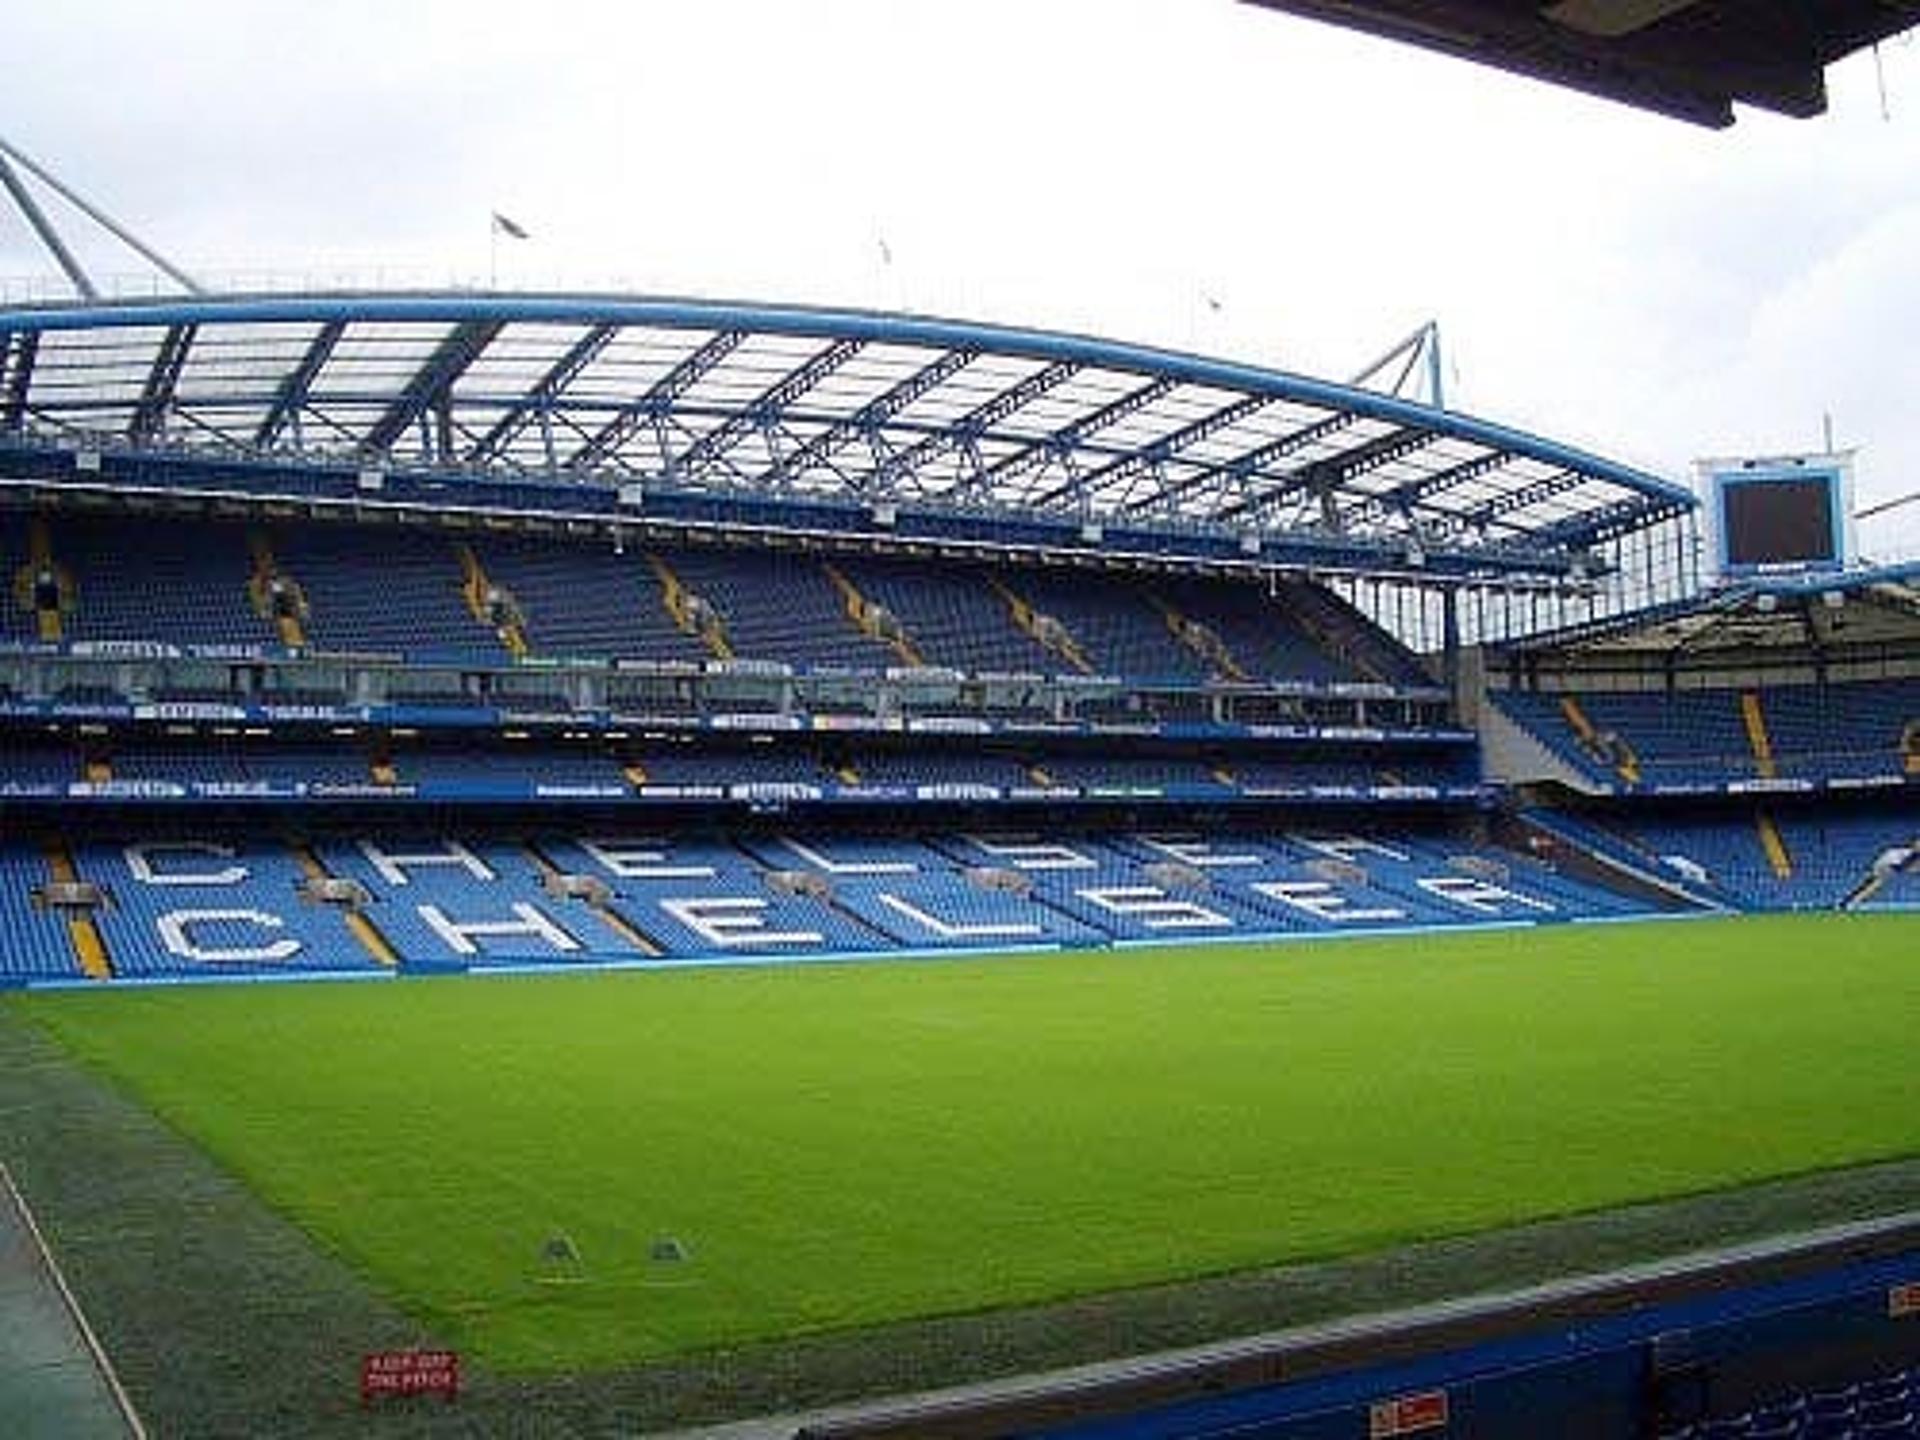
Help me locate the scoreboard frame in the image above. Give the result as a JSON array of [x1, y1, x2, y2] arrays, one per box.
[[1696, 452, 1856, 579]]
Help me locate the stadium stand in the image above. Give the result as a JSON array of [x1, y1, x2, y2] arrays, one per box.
[[832, 556, 1067, 674], [472, 536, 699, 662], [0, 826, 1661, 980], [1494, 679, 1920, 789], [270, 525, 504, 661], [0, 844, 88, 981], [1, 294, 1907, 1003]]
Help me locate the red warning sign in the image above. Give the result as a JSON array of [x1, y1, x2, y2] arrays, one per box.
[[359, 1349, 459, 1406], [1370, 1388, 1449, 1436]]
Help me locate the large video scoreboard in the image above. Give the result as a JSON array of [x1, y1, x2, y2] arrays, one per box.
[[1697, 453, 1855, 577]]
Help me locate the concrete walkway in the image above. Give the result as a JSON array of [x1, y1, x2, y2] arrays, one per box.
[[0, 1165, 140, 1439]]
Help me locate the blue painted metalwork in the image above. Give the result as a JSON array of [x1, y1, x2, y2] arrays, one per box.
[[128, 323, 196, 445], [1357, 449, 1513, 521], [991, 374, 1179, 504], [360, 317, 503, 458], [767, 346, 979, 490], [672, 335, 864, 482], [0, 291, 1698, 572], [467, 322, 617, 467], [255, 319, 344, 449], [870, 358, 1079, 497], [569, 328, 745, 473]]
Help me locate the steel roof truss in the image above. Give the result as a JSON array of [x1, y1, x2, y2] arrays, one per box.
[[361, 318, 504, 459], [468, 322, 618, 468], [128, 323, 196, 445], [1092, 393, 1274, 508], [1344, 448, 1514, 530], [868, 359, 1077, 499], [1201, 412, 1364, 524], [569, 329, 745, 472], [765, 346, 978, 491], [982, 374, 1179, 507], [254, 320, 345, 449], [677, 336, 863, 483], [1448, 469, 1587, 536]]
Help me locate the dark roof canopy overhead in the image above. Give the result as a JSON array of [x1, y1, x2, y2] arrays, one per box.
[[1243, 0, 1920, 127]]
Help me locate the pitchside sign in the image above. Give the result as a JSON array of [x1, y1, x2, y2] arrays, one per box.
[[360, 1349, 459, 1405], [1370, 1388, 1449, 1436]]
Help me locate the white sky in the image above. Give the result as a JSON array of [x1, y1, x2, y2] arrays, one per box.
[[4, 0, 1917, 556]]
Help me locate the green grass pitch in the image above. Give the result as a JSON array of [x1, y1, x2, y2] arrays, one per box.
[[13, 913, 1919, 1373]]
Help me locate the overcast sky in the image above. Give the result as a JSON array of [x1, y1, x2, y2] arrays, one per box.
[[4, 1, 1916, 556]]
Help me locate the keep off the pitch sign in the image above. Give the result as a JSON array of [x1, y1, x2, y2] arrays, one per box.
[[360, 1349, 460, 1405]]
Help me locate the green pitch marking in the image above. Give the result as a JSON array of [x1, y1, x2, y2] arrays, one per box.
[[14, 913, 1919, 1373]]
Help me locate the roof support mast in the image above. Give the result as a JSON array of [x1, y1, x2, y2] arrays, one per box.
[[0, 134, 204, 300]]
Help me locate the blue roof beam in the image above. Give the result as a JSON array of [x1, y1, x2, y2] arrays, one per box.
[[870, 360, 1078, 500], [360, 318, 504, 459], [764, 347, 978, 490], [1226, 424, 1432, 529], [672, 337, 864, 483], [981, 375, 1179, 509], [127, 323, 196, 446], [1093, 393, 1271, 508], [255, 320, 345, 449], [1345, 448, 1514, 528], [1532, 495, 1685, 549], [467, 322, 618, 468], [1199, 413, 1379, 524], [568, 329, 745, 473], [0, 330, 36, 434], [1128, 410, 1358, 523], [1440, 469, 1588, 540]]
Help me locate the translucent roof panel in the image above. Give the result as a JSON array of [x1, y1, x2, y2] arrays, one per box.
[[0, 292, 1694, 564]]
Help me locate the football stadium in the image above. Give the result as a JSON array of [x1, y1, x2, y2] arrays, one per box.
[[2, 9, 1918, 1439]]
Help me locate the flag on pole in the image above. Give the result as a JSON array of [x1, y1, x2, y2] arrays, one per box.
[[492, 212, 530, 241]]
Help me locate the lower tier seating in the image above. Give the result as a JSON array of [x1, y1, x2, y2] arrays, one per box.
[[0, 825, 1657, 982], [1531, 806, 1917, 912]]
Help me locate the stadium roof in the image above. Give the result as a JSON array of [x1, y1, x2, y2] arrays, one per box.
[[1499, 559, 1920, 654], [1244, 0, 1920, 127], [0, 292, 1693, 579]]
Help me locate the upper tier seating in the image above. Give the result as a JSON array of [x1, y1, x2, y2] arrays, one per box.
[[1277, 580, 1434, 688], [42, 517, 275, 648], [475, 537, 703, 662], [0, 510, 1434, 689], [831, 556, 1055, 673], [271, 526, 503, 661], [0, 510, 37, 644], [1154, 576, 1357, 685], [1497, 680, 1920, 788], [1003, 571, 1206, 681], [660, 547, 897, 668]]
